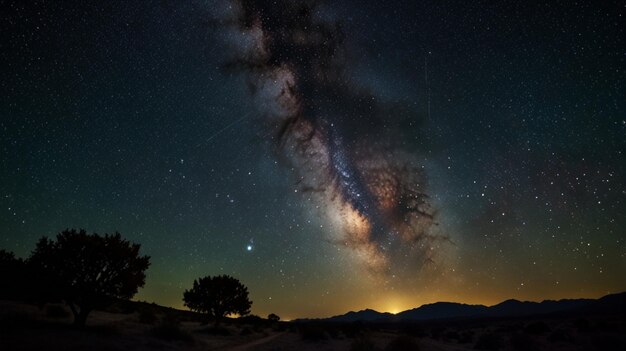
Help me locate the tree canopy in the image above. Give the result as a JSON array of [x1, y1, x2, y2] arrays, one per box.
[[29, 229, 151, 326], [268, 313, 280, 322], [183, 275, 252, 325]]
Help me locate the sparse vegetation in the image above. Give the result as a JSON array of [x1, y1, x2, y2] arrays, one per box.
[[240, 326, 253, 335], [474, 332, 504, 350], [385, 335, 420, 351], [509, 332, 537, 351], [150, 314, 194, 343], [548, 328, 571, 343], [299, 324, 328, 341], [350, 335, 377, 351], [524, 321, 550, 335], [205, 326, 231, 335]]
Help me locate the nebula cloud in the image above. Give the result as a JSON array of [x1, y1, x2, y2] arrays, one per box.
[[212, 0, 450, 276]]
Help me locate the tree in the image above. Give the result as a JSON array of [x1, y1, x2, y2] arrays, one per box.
[[268, 313, 280, 322], [29, 229, 150, 327], [183, 275, 252, 326]]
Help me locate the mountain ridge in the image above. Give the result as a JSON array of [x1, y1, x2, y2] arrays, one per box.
[[294, 291, 626, 323]]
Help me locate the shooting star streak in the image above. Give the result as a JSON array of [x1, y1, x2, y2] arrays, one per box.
[[197, 112, 251, 147]]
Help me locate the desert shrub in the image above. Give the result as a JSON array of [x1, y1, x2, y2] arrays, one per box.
[[444, 330, 460, 342], [474, 332, 504, 350], [350, 336, 377, 351], [591, 334, 625, 350], [138, 308, 158, 324], [385, 335, 420, 351], [150, 315, 194, 343], [240, 326, 253, 335], [510, 332, 539, 351], [573, 318, 591, 332], [548, 328, 572, 343], [239, 314, 264, 325], [299, 324, 327, 341], [206, 326, 231, 335], [430, 326, 446, 340], [594, 320, 616, 332], [403, 325, 428, 338], [272, 322, 287, 332], [326, 325, 341, 339], [524, 321, 550, 335], [342, 322, 368, 338], [46, 304, 70, 319], [458, 330, 474, 344]]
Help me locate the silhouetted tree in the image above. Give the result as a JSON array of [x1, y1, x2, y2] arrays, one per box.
[[268, 313, 280, 322], [183, 275, 251, 326], [29, 229, 150, 327]]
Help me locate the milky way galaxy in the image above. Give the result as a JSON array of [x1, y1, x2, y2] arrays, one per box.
[[214, 0, 451, 277], [2, 0, 624, 319]]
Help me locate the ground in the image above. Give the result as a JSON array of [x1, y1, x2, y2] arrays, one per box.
[[0, 301, 624, 350]]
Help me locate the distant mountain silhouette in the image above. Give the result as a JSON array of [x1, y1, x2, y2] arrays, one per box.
[[324, 309, 395, 322], [397, 302, 488, 320], [295, 291, 626, 323]]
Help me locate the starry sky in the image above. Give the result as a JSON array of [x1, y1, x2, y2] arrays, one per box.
[[1, 0, 624, 320]]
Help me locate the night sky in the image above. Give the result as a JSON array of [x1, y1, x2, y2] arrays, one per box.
[[1, 0, 624, 320]]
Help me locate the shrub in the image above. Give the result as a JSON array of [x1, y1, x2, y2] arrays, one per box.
[[548, 329, 571, 343], [206, 326, 231, 335], [573, 318, 591, 332], [350, 336, 377, 351], [524, 321, 550, 335], [150, 315, 193, 343], [591, 334, 625, 350], [430, 326, 446, 340], [403, 325, 428, 338], [342, 321, 368, 338], [510, 332, 538, 351], [458, 330, 474, 344], [272, 322, 287, 332], [385, 335, 420, 351], [240, 326, 253, 335], [299, 324, 327, 341], [443, 330, 460, 342], [474, 332, 504, 350], [326, 326, 341, 339]]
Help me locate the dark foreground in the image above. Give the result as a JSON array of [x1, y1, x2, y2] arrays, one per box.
[[1, 300, 624, 351]]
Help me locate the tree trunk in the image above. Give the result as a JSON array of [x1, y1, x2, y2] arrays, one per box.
[[73, 307, 91, 328]]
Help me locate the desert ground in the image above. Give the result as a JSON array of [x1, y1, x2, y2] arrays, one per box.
[[1, 300, 624, 351]]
